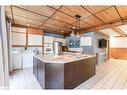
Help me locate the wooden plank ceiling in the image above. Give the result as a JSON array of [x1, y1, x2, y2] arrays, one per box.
[[5, 5, 127, 36]]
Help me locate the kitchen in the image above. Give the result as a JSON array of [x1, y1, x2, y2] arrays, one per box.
[[1, 5, 127, 90], [10, 26, 97, 89]]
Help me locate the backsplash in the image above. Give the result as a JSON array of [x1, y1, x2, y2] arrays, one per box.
[[66, 36, 80, 48]]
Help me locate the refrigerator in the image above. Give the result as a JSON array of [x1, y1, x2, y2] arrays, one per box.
[[53, 42, 62, 55]]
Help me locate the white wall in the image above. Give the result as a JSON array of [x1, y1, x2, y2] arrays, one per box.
[[0, 6, 9, 89], [0, 35, 5, 88], [110, 37, 127, 48]]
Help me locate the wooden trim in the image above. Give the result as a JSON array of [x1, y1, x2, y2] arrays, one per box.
[[10, 5, 15, 24], [26, 27, 28, 48], [114, 6, 123, 21], [47, 5, 76, 19], [12, 45, 26, 47], [42, 35, 44, 54], [109, 48, 127, 60], [12, 24, 43, 30], [27, 27, 44, 35], [28, 45, 43, 47], [11, 31, 26, 34], [12, 45, 43, 47]]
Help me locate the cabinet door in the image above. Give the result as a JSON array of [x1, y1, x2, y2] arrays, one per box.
[[64, 60, 83, 89], [85, 58, 95, 79], [11, 33, 26, 45], [44, 36, 53, 43], [33, 57, 38, 79], [28, 34, 42, 45], [37, 59, 45, 89]]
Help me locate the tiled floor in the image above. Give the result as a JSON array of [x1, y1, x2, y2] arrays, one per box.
[[9, 59, 127, 89], [9, 68, 41, 89], [76, 59, 127, 89]]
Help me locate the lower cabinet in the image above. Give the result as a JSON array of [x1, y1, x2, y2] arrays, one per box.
[[64, 58, 96, 89], [33, 57, 45, 89], [33, 57, 37, 79], [37, 59, 45, 89], [33, 56, 96, 89]]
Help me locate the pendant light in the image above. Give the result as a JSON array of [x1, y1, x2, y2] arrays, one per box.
[[70, 29, 75, 36], [70, 15, 81, 37]]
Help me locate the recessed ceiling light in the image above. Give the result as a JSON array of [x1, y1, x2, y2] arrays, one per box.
[[27, 24, 29, 26], [61, 30, 64, 33]]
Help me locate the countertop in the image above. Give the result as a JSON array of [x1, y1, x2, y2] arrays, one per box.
[[34, 52, 96, 64]]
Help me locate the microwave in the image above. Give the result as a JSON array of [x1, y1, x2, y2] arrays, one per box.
[[44, 44, 53, 54]]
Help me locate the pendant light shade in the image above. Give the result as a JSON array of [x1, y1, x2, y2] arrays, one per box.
[[76, 32, 80, 37], [70, 29, 75, 36]]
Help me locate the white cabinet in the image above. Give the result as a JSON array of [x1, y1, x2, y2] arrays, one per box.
[[44, 36, 66, 46], [12, 53, 22, 70], [80, 37, 92, 46], [12, 27, 26, 33], [28, 34, 42, 45], [22, 52, 35, 68], [53, 38, 66, 46], [11, 33, 26, 45], [44, 36, 53, 43]]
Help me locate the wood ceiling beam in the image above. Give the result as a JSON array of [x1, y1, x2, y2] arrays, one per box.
[[47, 5, 95, 28], [47, 5, 76, 19], [80, 5, 106, 24], [110, 27, 127, 37], [13, 6, 74, 27], [6, 12, 42, 23], [39, 6, 63, 28], [12, 23, 68, 35], [6, 12, 71, 31], [12, 23, 43, 30], [82, 17, 127, 33], [10, 6, 15, 24], [114, 5, 123, 21]]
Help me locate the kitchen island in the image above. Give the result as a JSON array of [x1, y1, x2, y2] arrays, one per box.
[[33, 53, 96, 89]]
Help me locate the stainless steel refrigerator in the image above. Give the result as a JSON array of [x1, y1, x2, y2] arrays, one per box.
[[53, 41, 62, 55]]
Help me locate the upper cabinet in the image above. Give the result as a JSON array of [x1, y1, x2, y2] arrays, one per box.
[[11, 27, 44, 47], [11, 27, 26, 46], [53, 38, 66, 46], [44, 36, 66, 46], [11, 32, 26, 46], [80, 37, 92, 46], [28, 34, 42, 46], [44, 36, 53, 43]]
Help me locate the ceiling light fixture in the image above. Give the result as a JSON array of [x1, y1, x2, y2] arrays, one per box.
[[70, 15, 81, 37], [27, 24, 29, 26], [61, 30, 64, 33]]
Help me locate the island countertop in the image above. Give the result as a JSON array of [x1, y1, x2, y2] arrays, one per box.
[[34, 52, 96, 64]]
